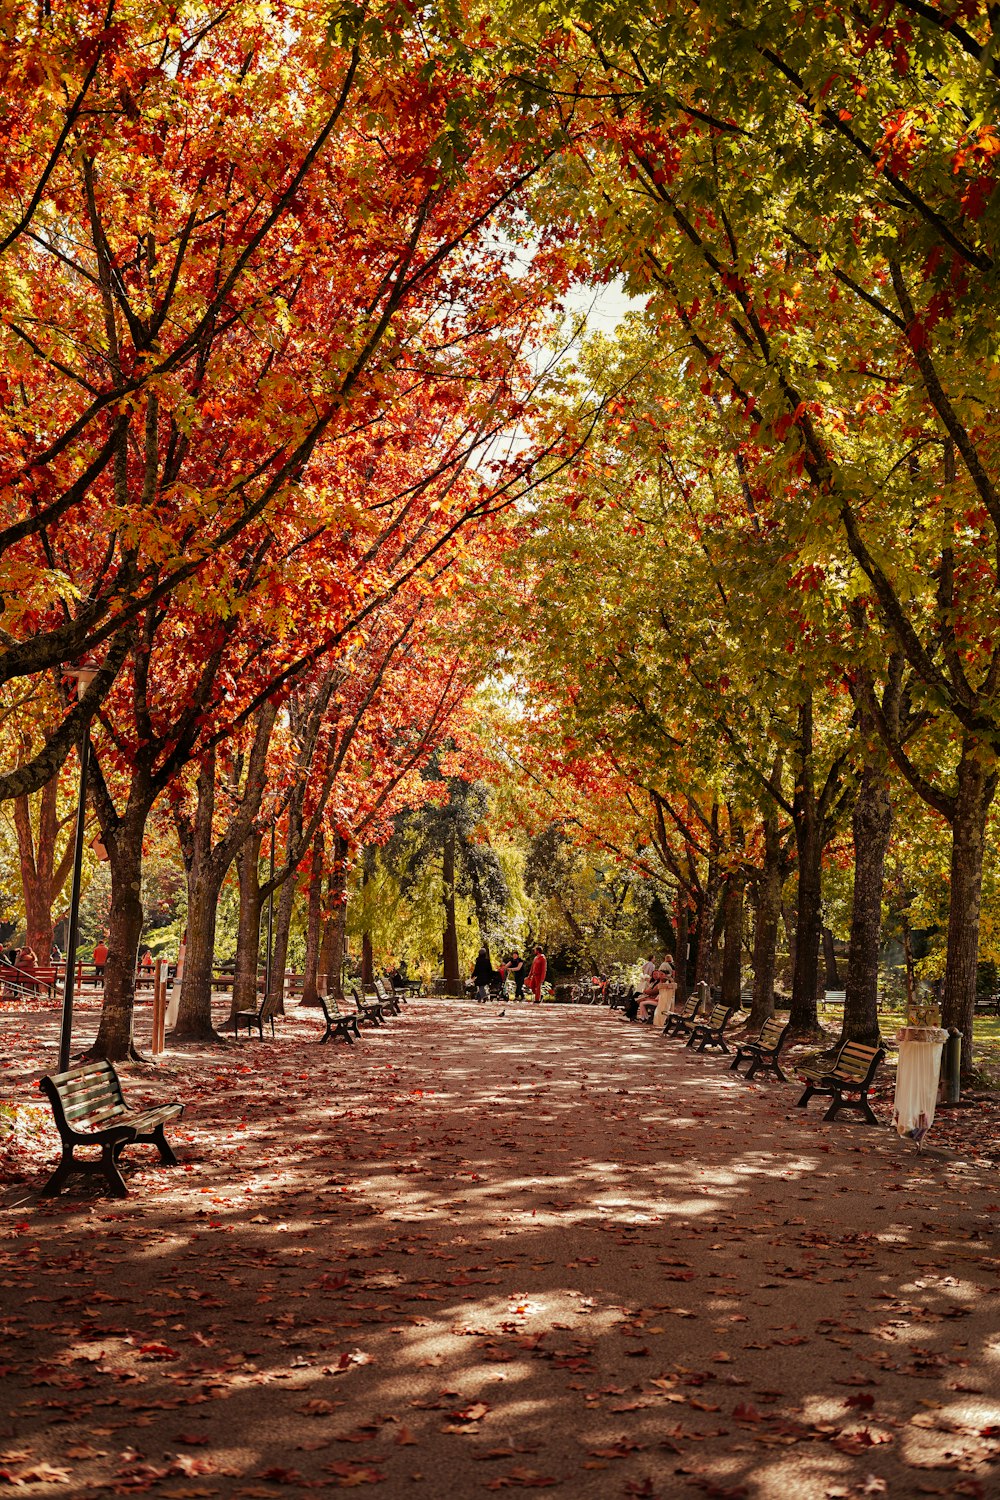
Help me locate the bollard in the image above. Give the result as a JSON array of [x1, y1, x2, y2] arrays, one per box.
[[942, 1027, 962, 1105]]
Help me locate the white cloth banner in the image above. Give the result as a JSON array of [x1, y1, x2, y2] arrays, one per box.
[[653, 982, 677, 1029], [893, 1026, 947, 1143]]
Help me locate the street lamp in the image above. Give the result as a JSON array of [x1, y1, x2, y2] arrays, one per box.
[[264, 820, 276, 1003], [57, 660, 99, 1074]]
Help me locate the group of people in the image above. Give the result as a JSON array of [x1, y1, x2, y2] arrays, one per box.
[[625, 954, 677, 1025], [471, 945, 547, 1003]]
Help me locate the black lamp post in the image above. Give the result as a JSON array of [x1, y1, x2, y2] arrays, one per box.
[[57, 662, 98, 1074], [264, 820, 276, 1002]]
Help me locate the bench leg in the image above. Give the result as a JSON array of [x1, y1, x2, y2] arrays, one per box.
[[824, 1093, 880, 1127], [796, 1084, 817, 1108], [42, 1148, 75, 1197], [320, 1024, 331, 1043], [730, 1051, 748, 1073], [770, 1060, 787, 1083], [101, 1145, 128, 1198], [152, 1124, 178, 1166]]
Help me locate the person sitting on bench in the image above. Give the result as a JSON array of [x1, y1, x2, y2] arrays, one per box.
[[637, 956, 675, 1023]]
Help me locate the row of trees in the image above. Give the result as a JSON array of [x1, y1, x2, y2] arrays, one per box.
[[4, 2, 999, 1072], [0, 0, 598, 1057], [481, 0, 1000, 1071]]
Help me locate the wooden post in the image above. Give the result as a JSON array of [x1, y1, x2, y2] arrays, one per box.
[[152, 959, 166, 1055]]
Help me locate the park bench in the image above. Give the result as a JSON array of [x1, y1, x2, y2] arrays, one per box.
[[350, 984, 387, 1026], [38, 1059, 183, 1198], [662, 993, 702, 1038], [686, 1003, 739, 1054], [796, 1039, 886, 1125], [729, 1017, 792, 1081], [373, 977, 402, 1015], [234, 990, 282, 1039], [318, 992, 361, 1044]]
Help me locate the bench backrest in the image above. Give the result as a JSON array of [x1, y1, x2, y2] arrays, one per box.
[[373, 978, 389, 999], [705, 1003, 732, 1029], [678, 994, 699, 1018], [834, 1041, 884, 1081], [259, 990, 283, 1021], [39, 1059, 126, 1135], [758, 1017, 789, 1051]]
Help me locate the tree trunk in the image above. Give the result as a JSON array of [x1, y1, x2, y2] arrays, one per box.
[[789, 700, 823, 1037], [301, 830, 324, 1006], [790, 815, 823, 1035], [720, 870, 744, 1008], [821, 927, 840, 990], [841, 768, 891, 1046], [171, 867, 225, 1041], [749, 852, 780, 1030], [12, 777, 75, 956], [172, 755, 224, 1043], [442, 827, 461, 994], [359, 847, 375, 988], [266, 860, 298, 1012], [322, 836, 349, 999], [91, 811, 146, 1061], [694, 810, 721, 987], [230, 830, 263, 1020], [674, 894, 689, 1008], [942, 739, 998, 1074]]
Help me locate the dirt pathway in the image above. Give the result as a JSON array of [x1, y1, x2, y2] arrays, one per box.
[[2, 999, 999, 1498]]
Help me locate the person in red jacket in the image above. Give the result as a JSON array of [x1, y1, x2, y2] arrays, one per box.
[[92, 940, 109, 986], [527, 946, 547, 1004]]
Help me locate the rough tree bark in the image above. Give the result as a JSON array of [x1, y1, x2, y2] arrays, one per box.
[[173, 707, 277, 1040], [694, 808, 721, 987], [300, 830, 325, 1007], [12, 775, 76, 956], [674, 894, 689, 1008], [842, 767, 892, 1046], [323, 835, 350, 999], [265, 856, 299, 1015], [231, 830, 264, 1020], [172, 753, 225, 1043], [749, 851, 781, 1030], [720, 869, 745, 1008], [943, 739, 998, 1073], [91, 808, 147, 1060]]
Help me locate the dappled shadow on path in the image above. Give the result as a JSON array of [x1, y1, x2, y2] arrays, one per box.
[[1, 999, 999, 1499]]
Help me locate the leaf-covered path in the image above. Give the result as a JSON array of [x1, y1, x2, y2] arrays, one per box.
[[3, 1000, 1000, 1498]]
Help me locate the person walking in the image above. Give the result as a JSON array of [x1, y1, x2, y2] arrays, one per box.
[[472, 945, 494, 1003], [507, 951, 525, 1001], [527, 945, 547, 1004], [92, 940, 108, 986]]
